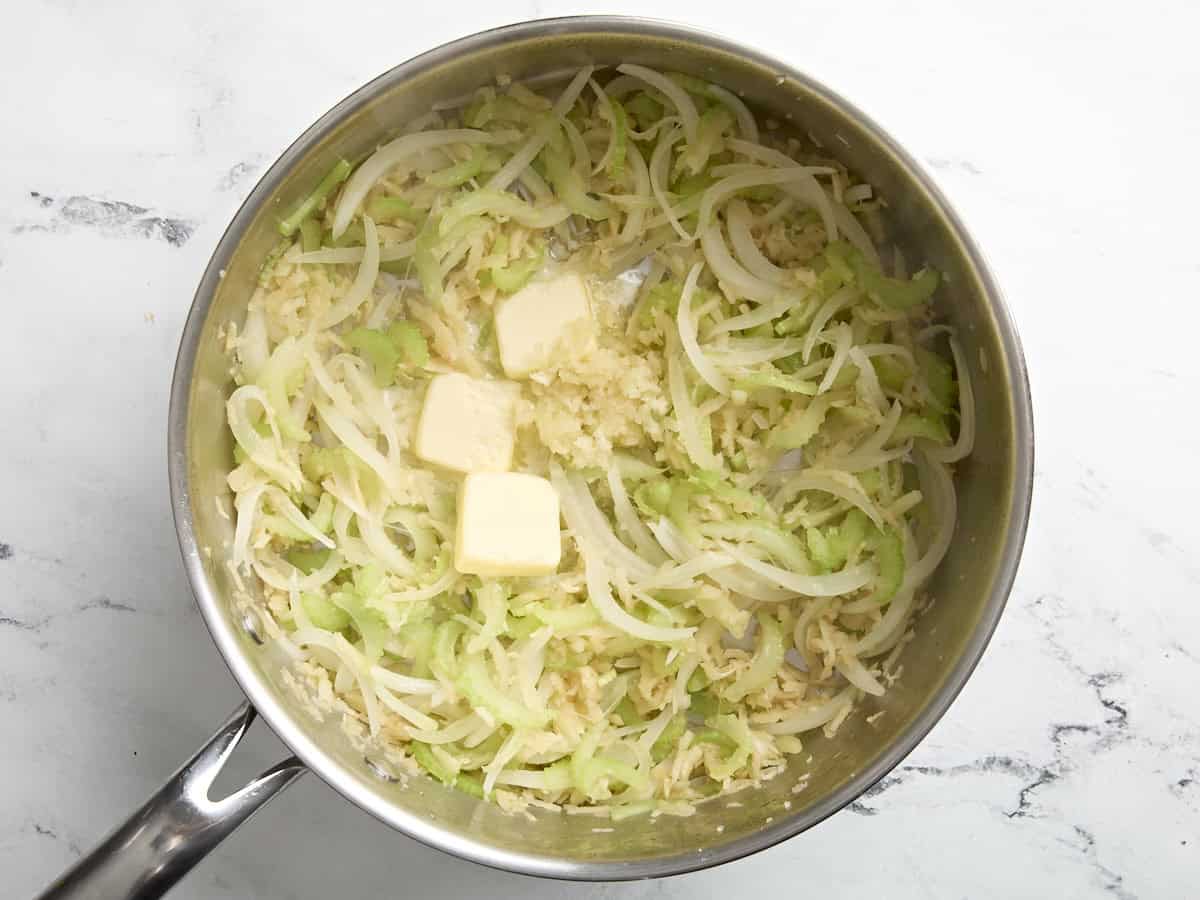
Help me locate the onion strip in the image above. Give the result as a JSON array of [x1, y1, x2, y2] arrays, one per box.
[[333, 130, 510, 238], [676, 262, 729, 394]]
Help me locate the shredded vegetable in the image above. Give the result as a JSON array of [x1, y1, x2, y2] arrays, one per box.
[[225, 65, 970, 818]]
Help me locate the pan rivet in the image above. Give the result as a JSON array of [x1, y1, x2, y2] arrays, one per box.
[[241, 612, 264, 645]]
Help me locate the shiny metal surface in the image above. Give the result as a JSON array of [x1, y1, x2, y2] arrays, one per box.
[[35, 705, 305, 899], [156, 14, 1030, 883]]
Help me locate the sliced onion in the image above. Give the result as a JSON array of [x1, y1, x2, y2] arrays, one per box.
[[317, 216, 380, 329], [252, 548, 343, 592], [726, 139, 834, 175], [584, 552, 695, 644], [649, 518, 791, 602], [313, 399, 399, 497], [905, 449, 957, 586], [333, 130, 509, 238], [238, 304, 269, 382], [561, 114, 592, 178], [762, 688, 854, 734], [699, 221, 780, 304], [835, 651, 886, 696], [297, 241, 415, 266], [376, 684, 438, 730], [829, 400, 903, 471], [290, 628, 383, 736], [226, 385, 304, 490], [726, 199, 791, 286], [710, 293, 798, 336], [357, 515, 414, 576], [853, 584, 916, 658], [588, 78, 619, 175], [816, 323, 853, 394], [649, 126, 692, 242], [706, 84, 758, 143], [635, 552, 735, 591], [698, 166, 834, 240], [620, 135, 652, 242], [926, 336, 975, 463], [776, 469, 886, 528], [676, 262, 730, 394], [721, 544, 872, 597], [370, 666, 439, 695], [605, 466, 668, 563], [231, 484, 264, 571], [803, 285, 856, 363], [382, 566, 459, 605], [487, 66, 593, 192], [706, 337, 806, 367], [406, 713, 485, 745], [263, 486, 335, 549], [854, 453, 955, 656], [516, 627, 552, 712], [617, 64, 699, 144], [483, 727, 527, 797], [849, 346, 887, 413], [550, 465, 658, 581], [830, 202, 879, 267], [666, 333, 720, 471]]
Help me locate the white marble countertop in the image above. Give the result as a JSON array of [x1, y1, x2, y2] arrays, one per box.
[[2, 1, 1197, 897]]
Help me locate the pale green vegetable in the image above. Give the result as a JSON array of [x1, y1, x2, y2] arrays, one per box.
[[725, 612, 785, 701]]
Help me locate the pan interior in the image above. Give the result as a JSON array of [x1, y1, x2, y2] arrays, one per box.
[[173, 18, 1029, 879]]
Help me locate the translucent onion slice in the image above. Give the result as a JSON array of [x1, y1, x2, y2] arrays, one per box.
[[721, 544, 872, 597], [317, 216, 380, 330], [726, 199, 791, 286], [762, 687, 854, 734], [776, 469, 886, 528], [634, 552, 735, 592], [803, 285, 856, 363], [926, 336, 976, 463], [370, 666, 440, 695], [263, 486, 335, 550], [617, 64, 699, 144], [816, 323, 853, 394], [710, 293, 797, 336], [699, 221, 779, 304], [835, 651, 886, 696], [605, 466, 668, 564], [252, 548, 344, 592], [698, 166, 834, 241], [376, 684, 438, 730], [584, 552, 695, 644], [487, 66, 593, 191], [550, 466, 658, 582], [290, 628, 383, 736], [297, 241, 415, 266], [666, 332, 721, 471], [649, 126, 692, 242], [406, 713, 485, 745], [706, 84, 758, 143], [649, 518, 791, 603], [333, 130, 510, 238], [676, 262, 730, 394]]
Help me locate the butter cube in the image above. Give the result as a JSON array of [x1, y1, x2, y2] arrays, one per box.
[[455, 473, 562, 576], [414, 373, 517, 473], [494, 272, 593, 378]]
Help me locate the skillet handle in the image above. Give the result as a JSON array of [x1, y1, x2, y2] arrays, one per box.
[[35, 703, 306, 900]]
